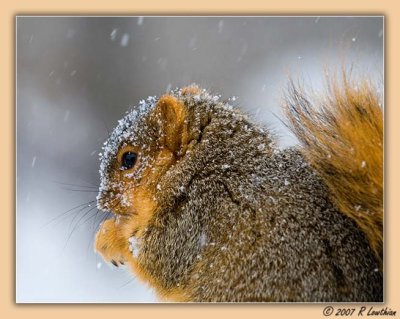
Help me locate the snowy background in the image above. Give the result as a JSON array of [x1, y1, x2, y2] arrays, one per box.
[[16, 16, 383, 303]]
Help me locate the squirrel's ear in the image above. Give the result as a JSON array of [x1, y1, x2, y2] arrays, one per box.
[[151, 95, 188, 153]]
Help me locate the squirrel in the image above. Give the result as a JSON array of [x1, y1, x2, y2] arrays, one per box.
[[94, 76, 383, 302]]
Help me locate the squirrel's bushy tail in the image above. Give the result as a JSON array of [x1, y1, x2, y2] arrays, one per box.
[[283, 73, 383, 267]]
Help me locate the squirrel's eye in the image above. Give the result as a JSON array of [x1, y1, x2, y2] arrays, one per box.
[[120, 151, 137, 170]]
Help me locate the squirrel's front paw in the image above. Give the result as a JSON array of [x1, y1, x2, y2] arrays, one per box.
[[95, 218, 130, 267]]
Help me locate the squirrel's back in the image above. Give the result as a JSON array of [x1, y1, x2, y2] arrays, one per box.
[[140, 147, 382, 301]]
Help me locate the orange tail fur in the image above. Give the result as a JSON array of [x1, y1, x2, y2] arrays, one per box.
[[283, 73, 383, 267]]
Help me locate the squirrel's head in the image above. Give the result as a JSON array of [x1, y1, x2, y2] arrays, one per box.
[[96, 85, 204, 228]]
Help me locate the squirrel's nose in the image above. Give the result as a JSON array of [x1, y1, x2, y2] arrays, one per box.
[[96, 191, 108, 212], [97, 190, 133, 216], [96, 190, 116, 212]]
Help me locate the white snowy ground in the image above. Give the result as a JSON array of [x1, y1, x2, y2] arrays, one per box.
[[16, 16, 383, 302]]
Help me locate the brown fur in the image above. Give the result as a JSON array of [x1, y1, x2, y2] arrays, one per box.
[[283, 75, 383, 267], [181, 85, 202, 96], [95, 82, 383, 302]]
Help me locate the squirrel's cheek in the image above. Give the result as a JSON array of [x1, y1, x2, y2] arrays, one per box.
[[120, 191, 134, 209], [129, 187, 158, 230]]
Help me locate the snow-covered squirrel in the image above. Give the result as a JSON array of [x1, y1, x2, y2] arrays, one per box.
[[95, 77, 383, 302]]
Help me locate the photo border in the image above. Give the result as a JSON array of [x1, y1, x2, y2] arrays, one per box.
[[2, 1, 399, 318]]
